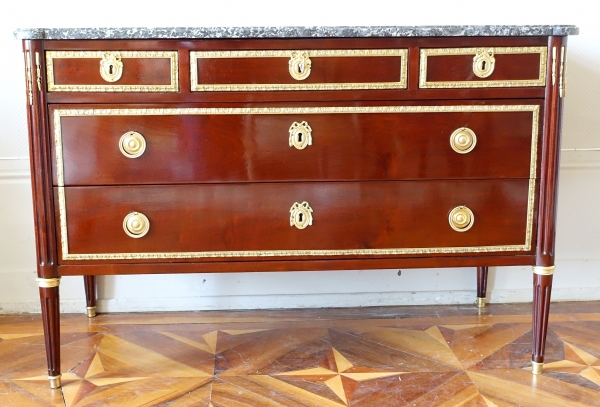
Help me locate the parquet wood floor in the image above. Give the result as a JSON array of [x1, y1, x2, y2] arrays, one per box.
[[1, 302, 599, 406]]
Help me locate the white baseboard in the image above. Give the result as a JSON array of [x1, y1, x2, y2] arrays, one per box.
[[1, 286, 597, 315]]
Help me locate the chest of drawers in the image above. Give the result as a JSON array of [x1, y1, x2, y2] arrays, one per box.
[[16, 25, 578, 389]]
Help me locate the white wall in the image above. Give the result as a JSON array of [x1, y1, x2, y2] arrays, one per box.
[[1, 0, 598, 313]]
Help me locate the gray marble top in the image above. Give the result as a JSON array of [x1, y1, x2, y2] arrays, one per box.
[[14, 25, 578, 40]]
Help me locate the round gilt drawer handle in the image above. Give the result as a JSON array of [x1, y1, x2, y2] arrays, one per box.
[[473, 49, 495, 79], [450, 127, 477, 154], [119, 131, 146, 158], [100, 52, 124, 83], [449, 206, 474, 232], [123, 212, 150, 238], [289, 51, 311, 81], [289, 121, 313, 150], [290, 201, 313, 230]]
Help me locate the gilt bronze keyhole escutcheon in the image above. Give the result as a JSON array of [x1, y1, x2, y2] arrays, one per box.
[[100, 52, 124, 82], [290, 201, 314, 229], [289, 121, 313, 150], [289, 51, 311, 80], [473, 49, 495, 78]]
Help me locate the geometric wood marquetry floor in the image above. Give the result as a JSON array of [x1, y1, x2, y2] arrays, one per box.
[[1, 302, 600, 406]]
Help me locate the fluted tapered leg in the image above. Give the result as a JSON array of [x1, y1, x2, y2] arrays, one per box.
[[476, 266, 488, 308], [39, 282, 61, 388], [84, 275, 97, 317], [532, 266, 555, 374]]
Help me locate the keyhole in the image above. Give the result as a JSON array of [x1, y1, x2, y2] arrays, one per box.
[[481, 60, 486, 70], [298, 213, 303, 223], [298, 61, 304, 73], [108, 64, 114, 74], [297, 132, 303, 143]]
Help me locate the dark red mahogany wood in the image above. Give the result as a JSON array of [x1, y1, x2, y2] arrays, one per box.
[[196, 55, 402, 86], [23, 40, 61, 386], [532, 273, 553, 364], [58, 255, 536, 276], [528, 35, 566, 370], [59, 180, 530, 257], [54, 105, 538, 185], [536, 36, 566, 267], [477, 266, 488, 299], [39, 286, 60, 380], [21, 32, 570, 388], [425, 53, 543, 83], [84, 276, 96, 310], [51, 57, 173, 86]]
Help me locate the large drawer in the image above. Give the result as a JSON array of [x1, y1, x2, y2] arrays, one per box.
[[56, 180, 534, 261], [52, 104, 540, 185]]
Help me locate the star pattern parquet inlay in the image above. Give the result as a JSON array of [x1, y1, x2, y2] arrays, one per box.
[[1, 302, 600, 406]]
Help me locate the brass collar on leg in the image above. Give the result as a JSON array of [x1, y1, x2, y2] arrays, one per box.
[[533, 266, 555, 276], [86, 306, 97, 318], [532, 361, 544, 375], [37, 277, 61, 288], [476, 297, 486, 308], [49, 374, 62, 389]]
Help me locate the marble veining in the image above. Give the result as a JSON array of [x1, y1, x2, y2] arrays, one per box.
[[14, 25, 578, 40]]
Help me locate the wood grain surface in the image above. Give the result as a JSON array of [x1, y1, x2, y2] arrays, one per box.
[[2, 302, 600, 406], [425, 53, 543, 83], [59, 180, 531, 257], [55, 107, 538, 185]]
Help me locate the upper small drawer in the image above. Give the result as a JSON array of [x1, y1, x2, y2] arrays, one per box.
[[190, 49, 407, 91], [419, 47, 547, 89], [45, 51, 179, 92]]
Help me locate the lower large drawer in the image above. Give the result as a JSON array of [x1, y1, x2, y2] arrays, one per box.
[[56, 180, 534, 262]]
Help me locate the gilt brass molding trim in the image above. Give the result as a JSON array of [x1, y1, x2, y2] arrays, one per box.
[[37, 277, 61, 288], [559, 46, 565, 97], [45, 51, 178, 92], [190, 49, 407, 91], [86, 306, 97, 318], [53, 105, 538, 260], [35, 52, 42, 91], [531, 361, 544, 375], [552, 47, 557, 86], [533, 265, 555, 275], [48, 374, 62, 389], [25, 51, 33, 105], [419, 46, 547, 89]]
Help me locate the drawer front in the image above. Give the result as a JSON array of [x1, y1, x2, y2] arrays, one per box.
[[420, 47, 547, 88], [57, 180, 534, 261], [46, 51, 179, 92], [190, 49, 407, 91], [53, 104, 540, 186]]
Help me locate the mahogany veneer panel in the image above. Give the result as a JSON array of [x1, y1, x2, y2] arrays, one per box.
[[195, 55, 403, 87], [60, 180, 531, 257], [50, 57, 174, 87], [425, 53, 543, 83], [55, 106, 538, 185]]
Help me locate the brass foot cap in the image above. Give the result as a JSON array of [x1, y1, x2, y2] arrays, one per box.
[[49, 374, 62, 389], [476, 297, 486, 308], [532, 361, 543, 375], [86, 306, 97, 318]]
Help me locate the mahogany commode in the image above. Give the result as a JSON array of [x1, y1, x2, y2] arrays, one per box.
[[15, 24, 578, 389]]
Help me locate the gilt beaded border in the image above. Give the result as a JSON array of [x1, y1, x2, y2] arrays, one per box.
[[45, 51, 179, 92], [190, 49, 407, 91], [419, 47, 548, 89], [53, 105, 539, 260]]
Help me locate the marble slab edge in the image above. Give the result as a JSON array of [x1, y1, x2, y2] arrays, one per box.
[[14, 25, 579, 40]]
